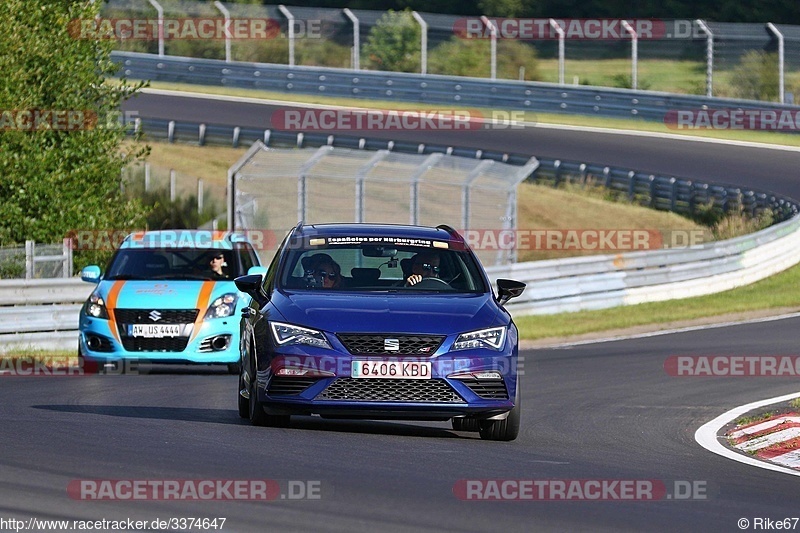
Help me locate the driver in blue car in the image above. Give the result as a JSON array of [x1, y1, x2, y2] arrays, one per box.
[[405, 252, 441, 286], [304, 253, 343, 289]]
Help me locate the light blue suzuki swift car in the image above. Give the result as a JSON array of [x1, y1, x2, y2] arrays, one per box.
[[78, 230, 265, 373]]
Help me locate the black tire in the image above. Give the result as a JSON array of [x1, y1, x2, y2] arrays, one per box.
[[478, 392, 521, 442], [248, 374, 269, 426], [248, 373, 291, 428], [238, 371, 249, 419], [451, 417, 480, 432], [227, 363, 240, 375]]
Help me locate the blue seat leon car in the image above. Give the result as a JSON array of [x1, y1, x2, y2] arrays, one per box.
[[78, 230, 265, 373], [234, 223, 526, 441]]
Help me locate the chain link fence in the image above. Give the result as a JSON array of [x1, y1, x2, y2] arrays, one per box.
[[0, 241, 73, 279], [101, 0, 799, 100], [230, 143, 538, 266]]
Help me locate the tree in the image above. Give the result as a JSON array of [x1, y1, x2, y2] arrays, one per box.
[[0, 0, 148, 265], [363, 9, 421, 73]]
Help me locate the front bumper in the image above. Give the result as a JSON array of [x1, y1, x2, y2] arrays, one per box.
[[79, 315, 240, 364], [252, 349, 520, 421]]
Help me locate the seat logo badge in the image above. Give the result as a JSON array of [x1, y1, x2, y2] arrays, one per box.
[[384, 338, 400, 352], [149, 310, 162, 322]]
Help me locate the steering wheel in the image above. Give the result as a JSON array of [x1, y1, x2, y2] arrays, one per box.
[[412, 277, 452, 289]]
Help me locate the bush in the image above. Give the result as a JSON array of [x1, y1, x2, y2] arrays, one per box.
[[429, 38, 539, 80], [730, 50, 780, 101]]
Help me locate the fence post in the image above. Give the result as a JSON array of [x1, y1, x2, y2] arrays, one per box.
[[147, 0, 164, 57], [145, 162, 150, 192], [621, 21, 638, 90], [25, 240, 34, 280], [767, 23, 785, 104], [62, 237, 73, 278], [412, 11, 427, 75], [480, 16, 497, 80], [549, 19, 565, 85], [213, 1, 232, 63], [278, 5, 296, 67], [343, 9, 360, 70], [696, 20, 713, 97]]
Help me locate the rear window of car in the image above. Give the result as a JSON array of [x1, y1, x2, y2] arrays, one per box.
[[278, 241, 487, 293]]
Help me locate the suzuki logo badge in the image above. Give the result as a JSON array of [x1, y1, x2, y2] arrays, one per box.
[[149, 310, 162, 322]]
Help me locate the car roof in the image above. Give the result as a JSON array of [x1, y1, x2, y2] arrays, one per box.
[[118, 230, 251, 250], [294, 223, 465, 244]]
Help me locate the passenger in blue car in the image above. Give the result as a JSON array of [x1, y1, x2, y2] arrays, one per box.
[[405, 251, 441, 286], [304, 253, 342, 289]]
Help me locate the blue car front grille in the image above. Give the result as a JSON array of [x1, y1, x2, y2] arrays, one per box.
[[317, 378, 465, 403], [337, 334, 445, 355], [120, 337, 190, 352], [114, 309, 199, 324]]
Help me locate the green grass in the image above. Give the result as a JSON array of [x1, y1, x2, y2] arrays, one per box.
[[515, 259, 800, 340], [140, 79, 800, 149], [734, 411, 778, 427]]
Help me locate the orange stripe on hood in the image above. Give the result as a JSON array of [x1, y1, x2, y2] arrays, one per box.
[[106, 281, 126, 342], [190, 281, 216, 340]]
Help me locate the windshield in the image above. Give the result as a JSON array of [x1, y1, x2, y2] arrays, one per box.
[[104, 248, 242, 281], [278, 242, 487, 293]]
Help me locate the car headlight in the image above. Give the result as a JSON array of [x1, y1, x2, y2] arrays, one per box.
[[85, 292, 108, 319], [270, 321, 331, 349], [204, 293, 238, 319], [451, 326, 507, 351]]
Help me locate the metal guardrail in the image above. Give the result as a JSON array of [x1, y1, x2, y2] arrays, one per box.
[[0, 279, 88, 353], [129, 116, 800, 223], [486, 215, 800, 315], [4, 214, 800, 346], [113, 51, 800, 123]]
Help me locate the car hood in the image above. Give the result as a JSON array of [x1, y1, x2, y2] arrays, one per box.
[[95, 280, 238, 310], [271, 290, 505, 334]]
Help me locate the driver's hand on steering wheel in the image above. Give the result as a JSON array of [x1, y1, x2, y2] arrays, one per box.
[[405, 274, 423, 286]]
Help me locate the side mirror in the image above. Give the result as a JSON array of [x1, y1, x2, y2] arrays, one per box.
[[496, 278, 526, 306], [235, 274, 268, 305], [81, 265, 101, 283]]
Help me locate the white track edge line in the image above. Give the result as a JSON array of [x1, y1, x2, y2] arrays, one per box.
[[139, 88, 800, 153], [695, 390, 800, 477], [532, 311, 800, 349]]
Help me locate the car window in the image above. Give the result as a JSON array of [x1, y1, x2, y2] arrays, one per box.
[[235, 242, 258, 273], [104, 248, 240, 281], [278, 243, 487, 292]]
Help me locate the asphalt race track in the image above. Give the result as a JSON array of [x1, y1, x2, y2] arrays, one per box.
[[2, 92, 800, 532]]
